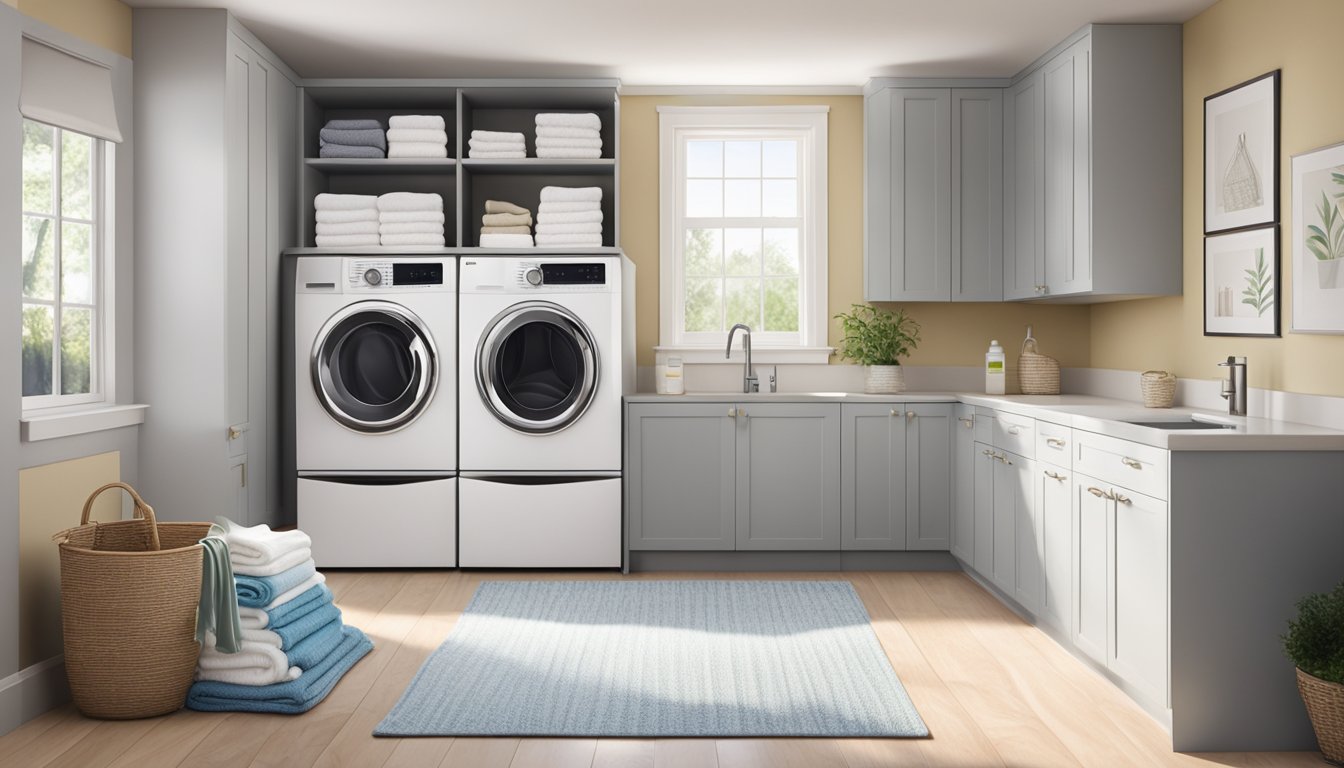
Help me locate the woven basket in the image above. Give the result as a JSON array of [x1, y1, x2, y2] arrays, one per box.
[[1141, 370, 1177, 408], [1298, 668, 1344, 764], [1019, 337, 1061, 395], [52, 483, 210, 719]]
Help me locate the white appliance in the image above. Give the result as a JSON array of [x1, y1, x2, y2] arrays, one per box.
[[457, 255, 633, 568], [294, 256, 457, 567]]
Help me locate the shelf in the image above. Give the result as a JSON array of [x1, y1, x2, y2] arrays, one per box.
[[304, 158, 457, 175], [460, 158, 615, 176], [283, 246, 623, 257]]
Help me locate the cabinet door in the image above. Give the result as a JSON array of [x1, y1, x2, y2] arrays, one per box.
[[1042, 37, 1092, 296], [1073, 473, 1109, 663], [1008, 452, 1042, 613], [951, 406, 977, 562], [1003, 70, 1044, 300], [950, 89, 1004, 301], [737, 403, 841, 550], [989, 452, 1018, 596], [841, 404, 907, 550], [626, 404, 736, 550], [1038, 462, 1073, 634], [972, 441, 996, 576], [1109, 485, 1168, 706], [906, 404, 952, 550]]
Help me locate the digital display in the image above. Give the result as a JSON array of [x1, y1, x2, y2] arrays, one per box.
[[392, 263, 444, 286], [541, 263, 605, 285]]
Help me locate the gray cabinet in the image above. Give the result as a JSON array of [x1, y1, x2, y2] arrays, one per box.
[[972, 441, 997, 576], [1038, 461, 1073, 634], [1073, 473, 1110, 663], [951, 405, 976, 562], [737, 403, 841, 550], [951, 90, 1004, 301], [1004, 70, 1044, 301], [626, 403, 736, 550], [906, 404, 953, 549], [1109, 485, 1169, 706], [1042, 37, 1091, 296], [840, 404, 908, 550]]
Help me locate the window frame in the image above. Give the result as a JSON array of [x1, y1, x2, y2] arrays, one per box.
[[658, 106, 830, 364]]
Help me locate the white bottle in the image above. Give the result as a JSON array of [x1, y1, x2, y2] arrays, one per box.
[[985, 340, 1006, 395]]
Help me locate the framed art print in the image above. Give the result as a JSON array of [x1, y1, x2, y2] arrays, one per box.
[[1204, 226, 1279, 337], [1291, 140, 1344, 333], [1204, 71, 1280, 234]]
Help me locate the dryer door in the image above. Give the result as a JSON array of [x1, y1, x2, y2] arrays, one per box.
[[477, 300, 599, 434], [312, 300, 438, 433]]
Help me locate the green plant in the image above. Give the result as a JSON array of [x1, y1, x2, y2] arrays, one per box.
[[1306, 191, 1344, 262], [834, 304, 920, 366], [1241, 247, 1274, 317], [1283, 581, 1344, 684]]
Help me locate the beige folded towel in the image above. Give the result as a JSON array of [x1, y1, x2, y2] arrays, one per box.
[[480, 225, 533, 235], [485, 200, 530, 216], [482, 212, 533, 227]]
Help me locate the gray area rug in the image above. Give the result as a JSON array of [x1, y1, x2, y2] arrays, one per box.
[[375, 580, 928, 737]]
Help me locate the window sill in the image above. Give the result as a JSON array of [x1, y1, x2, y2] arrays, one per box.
[[654, 346, 835, 365], [21, 403, 148, 442]]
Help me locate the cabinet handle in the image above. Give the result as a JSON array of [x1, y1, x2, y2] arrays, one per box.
[[1046, 437, 1066, 448], [906, 411, 916, 420], [1113, 492, 1132, 505], [890, 409, 899, 417], [1121, 457, 1143, 470], [959, 417, 974, 428], [1044, 470, 1066, 482], [1007, 425, 1020, 435], [982, 449, 994, 457], [1087, 486, 1112, 499], [728, 407, 737, 418]]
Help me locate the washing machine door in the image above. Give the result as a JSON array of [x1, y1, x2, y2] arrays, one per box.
[[311, 300, 438, 433], [476, 300, 599, 434]]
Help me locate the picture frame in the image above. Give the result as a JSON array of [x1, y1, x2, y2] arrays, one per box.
[[1204, 226, 1280, 337], [1291, 141, 1344, 334], [1204, 71, 1280, 234]]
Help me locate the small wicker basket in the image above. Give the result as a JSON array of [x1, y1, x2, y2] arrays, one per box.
[[1297, 668, 1344, 764], [1019, 332, 1061, 395], [1140, 370, 1177, 409]]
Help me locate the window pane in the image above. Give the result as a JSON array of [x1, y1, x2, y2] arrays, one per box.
[[22, 304, 54, 397], [61, 131, 93, 220], [685, 228, 723, 276], [685, 179, 722, 218], [725, 278, 761, 329], [686, 141, 722, 178], [762, 179, 798, 217], [22, 121, 54, 215], [724, 228, 762, 276], [763, 140, 798, 178], [764, 278, 800, 332], [62, 221, 93, 304], [60, 307, 93, 395], [22, 215, 56, 301], [684, 278, 722, 333], [724, 141, 761, 177], [724, 180, 761, 217], [764, 228, 800, 275]]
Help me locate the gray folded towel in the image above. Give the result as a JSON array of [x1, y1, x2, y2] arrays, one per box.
[[485, 200, 530, 216], [482, 212, 533, 227], [318, 144, 386, 159], [324, 119, 382, 131], [319, 128, 387, 149]]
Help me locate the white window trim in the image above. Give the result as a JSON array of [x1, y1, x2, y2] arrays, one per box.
[[658, 106, 831, 365]]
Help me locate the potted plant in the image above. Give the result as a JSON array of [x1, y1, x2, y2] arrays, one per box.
[[834, 304, 921, 394], [1282, 580, 1344, 764], [1306, 191, 1343, 290]]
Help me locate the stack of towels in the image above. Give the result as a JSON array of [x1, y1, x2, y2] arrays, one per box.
[[386, 115, 448, 159], [314, 193, 380, 248], [479, 199, 534, 248], [319, 119, 386, 159], [188, 518, 373, 714], [535, 186, 604, 248], [535, 113, 603, 159], [378, 192, 445, 247], [469, 129, 526, 159]]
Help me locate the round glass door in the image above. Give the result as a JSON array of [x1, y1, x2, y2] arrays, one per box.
[[476, 301, 599, 434], [311, 300, 438, 433]]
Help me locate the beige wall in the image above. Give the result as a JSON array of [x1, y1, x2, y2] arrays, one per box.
[[618, 95, 1091, 373], [11, 0, 131, 58], [1092, 0, 1344, 396]]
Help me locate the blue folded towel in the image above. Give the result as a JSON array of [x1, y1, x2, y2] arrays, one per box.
[[266, 583, 332, 627], [235, 560, 317, 609], [318, 144, 386, 159], [186, 626, 373, 714], [319, 127, 386, 149], [324, 119, 382, 131], [274, 602, 342, 652], [287, 618, 344, 670]]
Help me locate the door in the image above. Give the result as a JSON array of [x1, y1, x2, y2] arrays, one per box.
[[1038, 461, 1073, 634], [476, 300, 599, 434], [989, 450, 1017, 594], [906, 404, 952, 550], [1074, 473, 1109, 663], [1042, 37, 1092, 296], [626, 404, 736, 550], [1007, 452, 1041, 613], [951, 89, 1004, 301], [972, 441, 996, 576], [951, 406, 976, 562], [840, 404, 907, 550], [1004, 70, 1044, 300], [736, 403, 841, 550], [1109, 485, 1168, 706]]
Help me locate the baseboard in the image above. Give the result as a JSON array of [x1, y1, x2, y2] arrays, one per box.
[[629, 550, 961, 572], [0, 656, 69, 737]]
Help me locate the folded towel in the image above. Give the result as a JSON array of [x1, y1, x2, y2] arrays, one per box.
[[379, 222, 445, 236], [287, 618, 344, 670], [197, 634, 301, 686], [234, 560, 317, 609], [269, 602, 342, 651], [381, 233, 446, 247], [319, 128, 386, 149], [324, 119, 382, 131], [537, 209, 603, 225], [480, 225, 533, 235], [485, 200, 530, 215], [315, 208, 379, 224], [389, 114, 445, 130], [387, 143, 449, 158], [252, 584, 333, 629], [468, 149, 527, 159], [535, 222, 603, 235], [536, 147, 603, 159], [535, 136, 603, 150], [196, 535, 242, 654], [468, 137, 526, 151], [315, 220, 380, 236], [535, 125, 602, 140], [479, 233, 535, 248], [386, 128, 448, 145], [266, 571, 327, 611], [377, 192, 444, 213], [378, 210, 445, 224], [318, 144, 386, 159], [534, 200, 602, 214], [540, 186, 603, 203], [314, 193, 379, 212], [186, 626, 373, 714], [535, 233, 604, 247], [314, 234, 381, 248], [536, 112, 602, 130], [471, 130, 526, 143], [212, 516, 311, 570], [238, 627, 282, 649], [482, 212, 533, 227]]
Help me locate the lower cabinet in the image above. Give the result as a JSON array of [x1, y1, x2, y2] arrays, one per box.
[[626, 403, 736, 550], [841, 403, 953, 550], [737, 403, 841, 550], [1073, 474, 1109, 662], [972, 441, 997, 575], [1038, 461, 1073, 634], [951, 405, 976, 562]]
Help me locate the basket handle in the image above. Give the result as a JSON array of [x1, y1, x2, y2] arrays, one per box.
[[1021, 337, 1039, 355], [1142, 370, 1174, 381], [80, 482, 161, 551]]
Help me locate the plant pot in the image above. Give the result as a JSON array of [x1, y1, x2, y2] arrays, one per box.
[[864, 365, 905, 394], [1297, 668, 1344, 765], [1318, 259, 1342, 290]]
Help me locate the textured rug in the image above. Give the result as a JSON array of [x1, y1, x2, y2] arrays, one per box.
[[375, 580, 928, 737]]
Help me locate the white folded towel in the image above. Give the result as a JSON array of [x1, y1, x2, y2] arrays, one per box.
[[239, 627, 283, 649], [315, 220, 381, 236], [378, 192, 444, 213], [315, 208, 379, 224], [540, 186, 603, 203], [471, 129, 526, 143], [197, 634, 300, 685], [386, 128, 448, 144], [378, 210, 446, 224], [314, 193, 378, 211], [537, 210, 603, 225], [213, 517, 311, 569], [469, 141, 527, 154], [535, 222, 603, 235], [388, 142, 449, 158], [535, 126, 602, 140], [469, 150, 528, 159], [266, 571, 327, 611], [381, 233, 446, 246], [479, 233, 535, 248], [315, 234, 381, 248], [468, 135, 526, 148], [389, 114, 445, 130], [535, 233, 604, 247], [537, 147, 602, 159], [238, 606, 269, 630], [536, 112, 602, 130], [535, 200, 602, 214], [380, 221, 446, 236], [535, 136, 602, 150]]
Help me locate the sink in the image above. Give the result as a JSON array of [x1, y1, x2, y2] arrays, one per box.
[[1123, 419, 1236, 430]]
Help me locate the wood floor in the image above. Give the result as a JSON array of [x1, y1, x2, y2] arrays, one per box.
[[0, 569, 1322, 768]]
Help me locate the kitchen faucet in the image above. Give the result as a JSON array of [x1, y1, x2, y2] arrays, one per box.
[[726, 324, 759, 394], [1219, 356, 1247, 416]]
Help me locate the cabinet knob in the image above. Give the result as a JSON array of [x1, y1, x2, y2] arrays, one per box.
[[906, 411, 916, 420], [959, 417, 974, 428], [728, 407, 737, 418], [1007, 425, 1020, 435], [890, 409, 899, 417], [1121, 457, 1143, 470], [1046, 437, 1066, 448]]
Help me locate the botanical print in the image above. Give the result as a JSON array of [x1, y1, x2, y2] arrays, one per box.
[[1205, 72, 1279, 233], [1205, 227, 1279, 337], [1292, 142, 1344, 332]]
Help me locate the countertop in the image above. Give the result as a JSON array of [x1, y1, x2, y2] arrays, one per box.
[[624, 391, 1344, 452]]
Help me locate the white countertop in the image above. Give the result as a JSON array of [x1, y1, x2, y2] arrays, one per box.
[[624, 391, 1344, 451]]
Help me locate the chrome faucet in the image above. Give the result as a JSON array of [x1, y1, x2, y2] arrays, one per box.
[[726, 324, 759, 393], [1219, 356, 1247, 416]]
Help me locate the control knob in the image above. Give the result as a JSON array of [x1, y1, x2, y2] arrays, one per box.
[[524, 267, 543, 286], [363, 268, 382, 286]]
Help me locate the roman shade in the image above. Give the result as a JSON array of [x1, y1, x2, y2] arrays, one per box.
[[20, 37, 122, 143]]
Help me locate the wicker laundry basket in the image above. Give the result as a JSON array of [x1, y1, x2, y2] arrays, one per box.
[[1297, 668, 1344, 764], [52, 483, 211, 719], [1140, 370, 1177, 408], [1019, 336, 1061, 395]]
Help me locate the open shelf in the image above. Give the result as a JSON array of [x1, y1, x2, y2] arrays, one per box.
[[305, 158, 457, 175], [283, 246, 622, 257], [460, 158, 613, 175]]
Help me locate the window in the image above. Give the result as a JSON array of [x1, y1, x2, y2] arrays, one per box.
[[21, 119, 108, 408], [659, 107, 829, 363]]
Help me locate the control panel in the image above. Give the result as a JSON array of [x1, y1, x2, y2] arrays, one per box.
[[346, 260, 445, 289]]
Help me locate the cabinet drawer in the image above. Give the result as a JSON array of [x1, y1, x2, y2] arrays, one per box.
[[993, 411, 1036, 459], [1073, 431, 1168, 500], [1036, 420, 1073, 468], [298, 477, 456, 568]]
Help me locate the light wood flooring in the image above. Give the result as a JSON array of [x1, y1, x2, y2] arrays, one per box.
[[0, 570, 1323, 768]]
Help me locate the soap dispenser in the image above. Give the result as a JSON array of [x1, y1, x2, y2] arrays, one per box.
[[985, 340, 1006, 395]]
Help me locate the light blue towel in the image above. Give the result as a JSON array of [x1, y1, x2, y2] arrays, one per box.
[[266, 583, 332, 627], [185, 625, 373, 714], [235, 560, 316, 609], [287, 618, 343, 670], [274, 603, 342, 652]]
